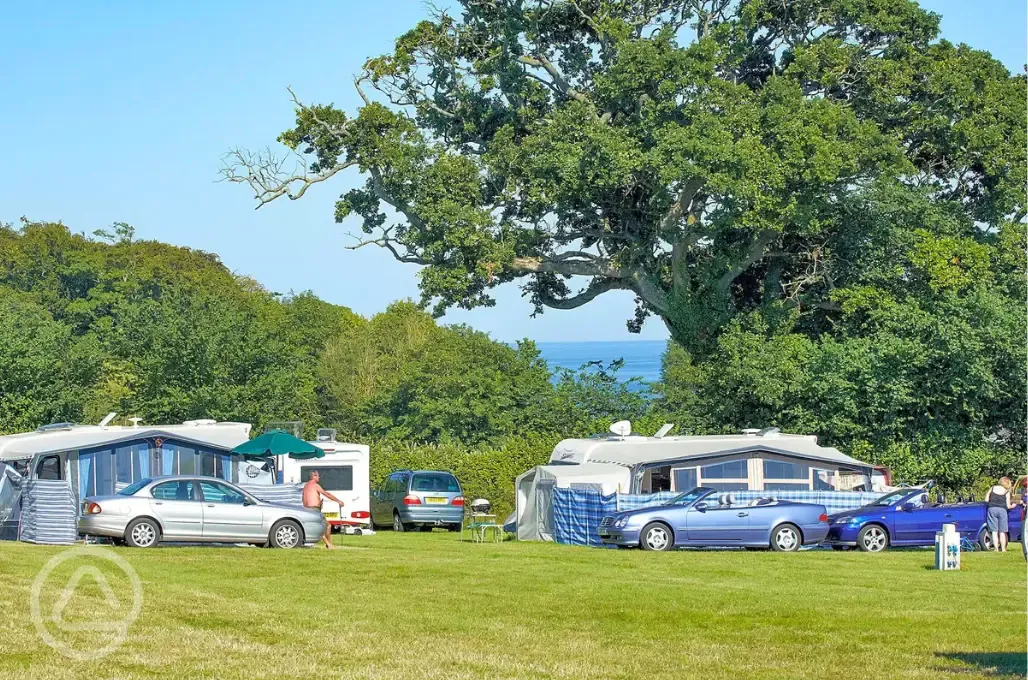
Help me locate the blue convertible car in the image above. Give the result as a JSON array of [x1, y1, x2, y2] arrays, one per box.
[[598, 487, 830, 552], [825, 487, 1025, 552]]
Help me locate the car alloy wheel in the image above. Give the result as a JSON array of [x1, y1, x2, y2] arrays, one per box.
[[127, 519, 158, 548], [771, 524, 800, 552], [858, 525, 888, 552], [978, 529, 995, 551], [641, 523, 673, 551], [393, 513, 405, 532], [272, 521, 301, 549]]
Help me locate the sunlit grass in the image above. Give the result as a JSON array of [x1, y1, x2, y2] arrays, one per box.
[[0, 533, 1024, 679]]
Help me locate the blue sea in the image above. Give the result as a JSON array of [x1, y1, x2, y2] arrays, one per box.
[[536, 340, 666, 384]]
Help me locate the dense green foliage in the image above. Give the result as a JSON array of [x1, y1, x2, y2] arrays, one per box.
[[654, 185, 1027, 489], [0, 216, 1022, 499], [0, 221, 625, 511]]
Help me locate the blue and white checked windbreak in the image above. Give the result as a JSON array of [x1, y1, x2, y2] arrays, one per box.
[[552, 488, 883, 547], [553, 488, 618, 547]]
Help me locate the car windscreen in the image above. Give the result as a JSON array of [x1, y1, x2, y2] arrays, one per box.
[[411, 473, 460, 493], [663, 488, 706, 506], [118, 478, 152, 496], [872, 489, 915, 506]]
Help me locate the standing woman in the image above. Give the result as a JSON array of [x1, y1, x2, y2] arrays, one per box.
[[985, 477, 1014, 552]]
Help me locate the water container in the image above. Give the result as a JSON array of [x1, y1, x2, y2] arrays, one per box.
[[935, 523, 961, 570]]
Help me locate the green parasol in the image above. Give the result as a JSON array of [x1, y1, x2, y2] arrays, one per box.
[[232, 430, 325, 459]]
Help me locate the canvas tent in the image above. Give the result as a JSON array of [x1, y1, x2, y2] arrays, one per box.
[[515, 426, 877, 542], [516, 462, 631, 541]]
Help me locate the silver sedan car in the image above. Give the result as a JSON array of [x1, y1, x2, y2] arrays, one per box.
[[78, 475, 326, 549]]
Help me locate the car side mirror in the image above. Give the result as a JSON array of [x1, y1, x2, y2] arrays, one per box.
[[900, 503, 915, 512], [694, 502, 708, 512], [243, 497, 256, 506]]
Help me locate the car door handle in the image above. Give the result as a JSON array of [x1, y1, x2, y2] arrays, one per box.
[[737, 512, 748, 517], [206, 504, 215, 508], [944, 514, 952, 518], [154, 501, 163, 505]]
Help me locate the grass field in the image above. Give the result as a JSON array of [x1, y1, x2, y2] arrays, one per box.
[[0, 532, 1024, 679]]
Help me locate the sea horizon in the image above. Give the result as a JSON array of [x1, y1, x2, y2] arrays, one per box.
[[536, 339, 666, 384]]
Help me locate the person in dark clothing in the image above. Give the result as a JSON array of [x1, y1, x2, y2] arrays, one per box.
[[985, 477, 1014, 552]]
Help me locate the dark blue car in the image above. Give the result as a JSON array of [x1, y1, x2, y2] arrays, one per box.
[[824, 488, 1024, 552], [597, 486, 830, 552]]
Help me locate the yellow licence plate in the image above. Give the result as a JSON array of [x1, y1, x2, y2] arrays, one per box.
[[426, 497, 447, 504], [323, 512, 339, 519]]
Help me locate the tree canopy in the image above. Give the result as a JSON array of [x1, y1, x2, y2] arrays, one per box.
[[224, 0, 1025, 350]]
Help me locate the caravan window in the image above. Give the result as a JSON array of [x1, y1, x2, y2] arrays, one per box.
[[701, 460, 748, 479], [300, 466, 353, 491], [672, 468, 697, 492], [763, 460, 808, 480], [36, 456, 62, 481]]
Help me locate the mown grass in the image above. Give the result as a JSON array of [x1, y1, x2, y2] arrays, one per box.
[[0, 532, 1024, 679]]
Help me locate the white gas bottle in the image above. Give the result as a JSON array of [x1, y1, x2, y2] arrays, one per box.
[[934, 523, 960, 570]]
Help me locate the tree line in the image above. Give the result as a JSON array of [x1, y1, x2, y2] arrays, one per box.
[[0, 218, 1023, 513]]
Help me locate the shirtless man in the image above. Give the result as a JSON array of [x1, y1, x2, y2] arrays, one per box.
[[303, 470, 344, 549]]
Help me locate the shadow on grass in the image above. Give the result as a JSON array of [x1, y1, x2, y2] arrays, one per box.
[[937, 652, 1028, 678]]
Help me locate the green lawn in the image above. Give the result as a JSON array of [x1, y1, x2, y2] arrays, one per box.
[[0, 533, 1024, 679]]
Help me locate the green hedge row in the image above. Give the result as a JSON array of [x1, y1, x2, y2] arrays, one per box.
[[368, 434, 556, 520]]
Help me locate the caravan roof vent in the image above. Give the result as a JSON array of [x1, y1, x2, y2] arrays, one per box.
[[316, 428, 337, 442], [182, 419, 217, 426], [760, 427, 781, 438], [741, 428, 761, 437], [36, 422, 77, 432]]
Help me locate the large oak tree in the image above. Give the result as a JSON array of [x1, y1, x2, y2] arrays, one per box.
[[224, 0, 1025, 350]]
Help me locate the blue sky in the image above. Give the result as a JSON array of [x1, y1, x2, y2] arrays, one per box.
[[0, 1, 1023, 342]]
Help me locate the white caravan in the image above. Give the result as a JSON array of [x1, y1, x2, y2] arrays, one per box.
[[277, 429, 371, 532]]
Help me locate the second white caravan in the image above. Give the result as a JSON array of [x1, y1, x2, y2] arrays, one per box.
[[278, 429, 371, 532]]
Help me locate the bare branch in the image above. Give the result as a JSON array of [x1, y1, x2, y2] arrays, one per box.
[[219, 148, 357, 209], [345, 228, 431, 265]]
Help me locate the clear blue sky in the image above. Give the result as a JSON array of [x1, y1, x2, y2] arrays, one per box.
[[1, 1, 1023, 342]]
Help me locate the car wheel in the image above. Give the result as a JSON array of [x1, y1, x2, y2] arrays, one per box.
[[978, 528, 995, 551], [770, 523, 802, 552], [392, 512, 407, 533], [640, 522, 674, 551], [124, 518, 160, 548], [270, 520, 303, 549], [857, 524, 889, 552]]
